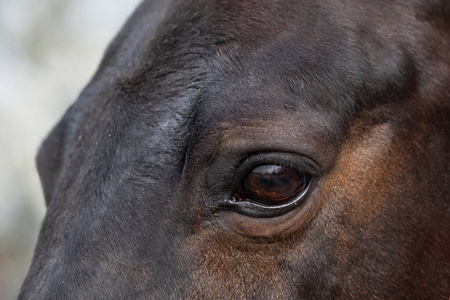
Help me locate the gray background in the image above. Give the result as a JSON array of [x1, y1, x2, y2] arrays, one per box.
[[0, 0, 141, 298]]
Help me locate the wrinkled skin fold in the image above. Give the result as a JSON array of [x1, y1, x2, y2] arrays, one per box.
[[20, 0, 450, 299]]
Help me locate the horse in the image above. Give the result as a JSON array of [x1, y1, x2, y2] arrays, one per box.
[[19, 0, 450, 298]]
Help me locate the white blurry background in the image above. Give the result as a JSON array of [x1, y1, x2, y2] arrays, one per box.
[[0, 0, 141, 298]]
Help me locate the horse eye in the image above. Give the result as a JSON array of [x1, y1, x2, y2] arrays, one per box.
[[234, 165, 311, 206]]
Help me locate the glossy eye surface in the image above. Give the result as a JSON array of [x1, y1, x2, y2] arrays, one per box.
[[235, 165, 311, 206]]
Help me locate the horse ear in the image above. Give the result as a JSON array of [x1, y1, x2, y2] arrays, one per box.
[[36, 114, 70, 206]]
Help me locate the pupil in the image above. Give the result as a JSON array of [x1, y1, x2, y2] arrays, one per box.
[[259, 178, 273, 187]]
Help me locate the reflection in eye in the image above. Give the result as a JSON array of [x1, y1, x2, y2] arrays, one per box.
[[234, 165, 311, 206]]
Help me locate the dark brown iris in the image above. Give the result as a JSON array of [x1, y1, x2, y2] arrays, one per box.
[[237, 165, 309, 205]]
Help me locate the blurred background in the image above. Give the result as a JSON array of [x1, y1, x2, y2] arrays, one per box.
[[0, 0, 141, 298]]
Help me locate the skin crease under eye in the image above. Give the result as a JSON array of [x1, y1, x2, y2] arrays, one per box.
[[241, 165, 308, 205]]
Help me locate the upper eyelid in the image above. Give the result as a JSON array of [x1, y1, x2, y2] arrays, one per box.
[[236, 151, 321, 177]]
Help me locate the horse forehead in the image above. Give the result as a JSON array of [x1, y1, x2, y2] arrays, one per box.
[[106, 0, 412, 136]]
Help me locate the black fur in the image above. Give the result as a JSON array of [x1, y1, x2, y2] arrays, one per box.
[[20, 0, 450, 299]]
